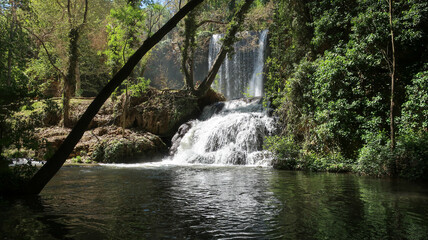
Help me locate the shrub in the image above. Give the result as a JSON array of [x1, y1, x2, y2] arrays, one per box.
[[395, 131, 428, 181], [356, 132, 393, 177], [265, 135, 300, 169], [129, 77, 150, 97]]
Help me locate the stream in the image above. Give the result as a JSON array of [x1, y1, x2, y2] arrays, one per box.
[[1, 165, 428, 239]]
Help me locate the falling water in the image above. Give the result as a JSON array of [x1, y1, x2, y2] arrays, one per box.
[[208, 30, 268, 99], [168, 98, 276, 166]]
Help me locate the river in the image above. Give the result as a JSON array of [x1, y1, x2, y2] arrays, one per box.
[[1, 164, 428, 239]]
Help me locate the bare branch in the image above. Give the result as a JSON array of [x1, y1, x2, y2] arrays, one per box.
[[55, 0, 65, 9], [81, 0, 88, 27], [196, 19, 226, 28], [22, 25, 66, 79], [67, 0, 72, 25]]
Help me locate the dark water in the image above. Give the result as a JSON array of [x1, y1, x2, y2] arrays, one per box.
[[1, 164, 428, 239]]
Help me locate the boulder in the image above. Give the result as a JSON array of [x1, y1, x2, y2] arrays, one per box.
[[115, 88, 224, 138], [36, 126, 167, 163]]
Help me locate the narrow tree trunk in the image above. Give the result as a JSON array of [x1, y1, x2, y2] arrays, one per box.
[[389, 0, 396, 150], [196, 0, 254, 97], [6, 0, 16, 87], [63, 28, 80, 128], [182, 9, 197, 90], [76, 61, 81, 96], [22, 0, 204, 195]]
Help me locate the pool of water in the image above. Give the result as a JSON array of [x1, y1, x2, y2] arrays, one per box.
[[1, 164, 428, 239]]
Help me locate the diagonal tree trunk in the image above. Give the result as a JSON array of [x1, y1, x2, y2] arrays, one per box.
[[21, 0, 204, 195]]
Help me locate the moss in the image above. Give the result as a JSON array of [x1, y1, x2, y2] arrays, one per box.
[[90, 134, 166, 163]]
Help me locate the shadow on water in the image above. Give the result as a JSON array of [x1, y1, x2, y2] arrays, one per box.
[[0, 195, 72, 240], [1, 166, 428, 239], [268, 171, 428, 240]]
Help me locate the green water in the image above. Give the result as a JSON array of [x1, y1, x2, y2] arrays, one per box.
[[1, 164, 428, 239]]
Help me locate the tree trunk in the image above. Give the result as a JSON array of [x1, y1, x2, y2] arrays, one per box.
[[195, 0, 254, 97], [76, 61, 81, 96], [389, 0, 396, 150], [6, 0, 16, 87], [22, 0, 204, 195], [63, 28, 80, 128], [182, 9, 197, 90]]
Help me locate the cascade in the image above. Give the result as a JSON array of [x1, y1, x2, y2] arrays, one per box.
[[168, 98, 276, 166], [208, 30, 268, 99]]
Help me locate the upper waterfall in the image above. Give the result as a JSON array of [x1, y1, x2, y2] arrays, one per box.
[[209, 30, 268, 99]]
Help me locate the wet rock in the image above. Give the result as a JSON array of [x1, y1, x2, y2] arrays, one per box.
[[169, 122, 193, 155]]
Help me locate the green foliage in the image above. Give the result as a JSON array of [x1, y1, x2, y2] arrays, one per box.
[[265, 135, 353, 172], [71, 155, 83, 163], [399, 68, 428, 132], [91, 139, 148, 163], [267, 0, 428, 179], [103, 3, 146, 73], [2, 112, 41, 160], [356, 131, 428, 180], [11, 161, 39, 182], [395, 131, 428, 180], [0, 160, 38, 193], [129, 77, 150, 97], [356, 132, 393, 177], [265, 135, 300, 169], [0, 0, 33, 105]]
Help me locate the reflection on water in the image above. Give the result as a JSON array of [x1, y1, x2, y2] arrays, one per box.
[[1, 165, 428, 239]]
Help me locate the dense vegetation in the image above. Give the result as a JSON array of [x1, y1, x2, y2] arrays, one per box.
[[0, 0, 271, 194], [1, 0, 427, 193], [265, 0, 427, 180]]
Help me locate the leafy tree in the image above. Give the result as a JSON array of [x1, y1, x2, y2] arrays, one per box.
[[266, 0, 428, 176], [22, 0, 89, 127], [0, 0, 32, 105], [14, 0, 205, 195]]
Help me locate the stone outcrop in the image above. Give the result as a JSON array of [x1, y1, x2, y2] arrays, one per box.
[[28, 88, 224, 163], [114, 88, 225, 138], [36, 126, 166, 163]]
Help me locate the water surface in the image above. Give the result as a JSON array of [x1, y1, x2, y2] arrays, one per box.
[[1, 164, 428, 239]]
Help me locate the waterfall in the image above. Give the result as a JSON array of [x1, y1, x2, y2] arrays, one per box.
[[168, 98, 276, 166], [208, 30, 268, 99]]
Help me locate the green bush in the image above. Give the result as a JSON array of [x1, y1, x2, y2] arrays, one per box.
[[129, 77, 150, 97], [265, 135, 300, 169], [356, 132, 393, 177], [399, 69, 428, 132], [395, 131, 428, 181], [91, 139, 143, 163]]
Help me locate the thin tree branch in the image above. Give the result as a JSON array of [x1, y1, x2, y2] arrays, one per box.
[[196, 19, 226, 28], [81, 0, 88, 27], [22, 25, 66, 79], [67, 0, 72, 24], [55, 0, 65, 9]]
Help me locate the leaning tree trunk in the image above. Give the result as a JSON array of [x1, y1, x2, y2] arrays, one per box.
[[195, 0, 254, 97], [22, 0, 204, 195]]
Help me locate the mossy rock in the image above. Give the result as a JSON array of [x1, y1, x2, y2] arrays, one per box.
[[115, 88, 224, 138], [91, 132, 167, 163]]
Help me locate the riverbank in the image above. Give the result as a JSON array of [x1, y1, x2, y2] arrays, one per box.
[[1, 88, 225, 165]]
